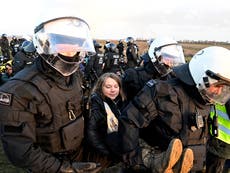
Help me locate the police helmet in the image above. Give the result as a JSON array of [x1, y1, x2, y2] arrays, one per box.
[[125, 37, 134, 44], [93, 40, 102, 49], [33, 16, 95, 76], [174, 46, 230, 105], [2, 33, 7, 38], [21, 40, 36, 53], [148, 36, 185, 66], [147, 38, 154, 47], [108, 43, 117, 52]]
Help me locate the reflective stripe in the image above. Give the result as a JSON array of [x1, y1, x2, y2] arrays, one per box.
[[210, 104, 230, 144], [216, 109, 230, 120]]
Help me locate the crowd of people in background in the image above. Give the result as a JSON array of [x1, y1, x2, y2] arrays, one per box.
[[0, 18, 230, 173]]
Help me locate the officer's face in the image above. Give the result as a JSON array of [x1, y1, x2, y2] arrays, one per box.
[[102, 77, 120, 100]]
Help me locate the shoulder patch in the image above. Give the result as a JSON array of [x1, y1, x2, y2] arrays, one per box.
[[146, 79, 156, 88], [0, 92, 13, 106]]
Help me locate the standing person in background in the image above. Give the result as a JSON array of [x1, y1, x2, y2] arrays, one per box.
[[0, 34, 11, 61], [0, 16, 99, 173], [84, 40, 105, 87], [10, 36, 21, 57], [103, 43, 122, 76], [117, 39, 124, 57], [103, 40, 111, 54], [84, 72, 127, 172], [125, 37, 139, 68], [122, 36, 185, 101]]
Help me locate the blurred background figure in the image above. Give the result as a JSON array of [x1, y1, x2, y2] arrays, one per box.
[[103, 42, 123, 76], [0, 63, 14, 85], [116, 39, 124, 57], [0, 34, 11, 61], [84, 40, 105, 92], [139, 38, 155, 66], [12, 40, 37, 74], [10, 36, 21, 57], [103, 40, 111, 54], [125, 36, 139, 68]]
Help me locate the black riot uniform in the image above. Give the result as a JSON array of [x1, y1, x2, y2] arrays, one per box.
[[0, 34, 11, 61], [0, 58, 84, 172], [0, 16, 99, 173], [121, 57, 172, 101], [10, 36, 21, 57], [119, 63, 211, 172], [103, 43, 121, 75], [84, 44, 105, 82], [12, 41, 37, 74], [126, 42, 139, 68]]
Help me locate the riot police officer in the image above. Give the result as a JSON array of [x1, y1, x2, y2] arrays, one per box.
[[12, 40, 37, 74], [116, 39, 124, 57], [0, 34, 11, 61], [84, 40, 105, 84], [125, 37, 139, 68], [103, 42, 122, 76], [10, 36, 21, 57], [122, 36, 185, 101], [0, 16, 98, 173], [118, 46, 230, 173]]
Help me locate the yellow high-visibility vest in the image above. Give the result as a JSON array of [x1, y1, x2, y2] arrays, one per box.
[[210, 104, 230, 144]]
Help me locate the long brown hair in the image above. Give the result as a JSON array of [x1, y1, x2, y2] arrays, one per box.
[[92, 72, 126, 101]]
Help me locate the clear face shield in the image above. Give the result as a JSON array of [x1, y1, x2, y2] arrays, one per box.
[[156, 44, 185, 68], [200, 70, 230, 105], [33, 17, 95, 76]]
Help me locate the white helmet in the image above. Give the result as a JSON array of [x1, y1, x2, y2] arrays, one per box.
[[33, 16, 95, 76], [125, 37, 134, 44], [147, 38, 155, 47], [175, 46, 230, 105], [148, 36, 185, 67]]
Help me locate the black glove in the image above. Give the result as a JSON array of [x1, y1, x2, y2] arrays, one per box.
[[60, 161, 100, 173]]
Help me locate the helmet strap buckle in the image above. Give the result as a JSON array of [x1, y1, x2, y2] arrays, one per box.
[[203, 77, 210, 88]]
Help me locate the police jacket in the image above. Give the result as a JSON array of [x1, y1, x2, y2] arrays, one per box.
[[12, 51, 34, 74], [126, 43, 139, 68], [103, 52, 121, 74], [122, 61, 160, 101], [0, 57, 84, 172], [85, 49, 104, 79], [85, 92, 124, 158], [119, 78, 211, 171]]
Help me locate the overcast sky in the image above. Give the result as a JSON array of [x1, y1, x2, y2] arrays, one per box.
[[1, 0, 229, 42]]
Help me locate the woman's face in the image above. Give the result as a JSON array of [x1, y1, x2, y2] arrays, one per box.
[[102, 77, 120, 100]]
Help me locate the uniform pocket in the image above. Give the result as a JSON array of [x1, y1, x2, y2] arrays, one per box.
[[61, 116, 84, 150]]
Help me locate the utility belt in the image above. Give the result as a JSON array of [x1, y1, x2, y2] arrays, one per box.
[[37, 115, 84, 153]]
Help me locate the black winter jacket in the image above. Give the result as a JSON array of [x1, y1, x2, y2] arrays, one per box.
[[85, 92, 124, 158]]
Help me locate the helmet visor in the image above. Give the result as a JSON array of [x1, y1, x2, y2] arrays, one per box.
[[201, 82, 230, 105], [159, 45, 185, 67], [42, 53, 84, 76], [34, 17, 95, 57], [201, 70, 230, 104]]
